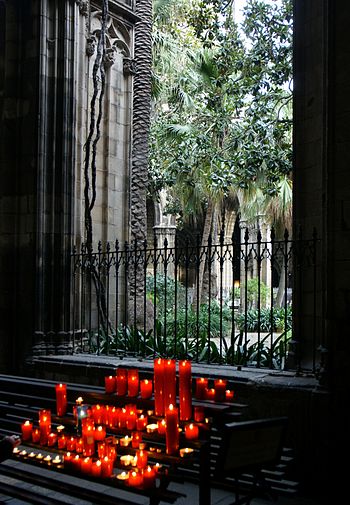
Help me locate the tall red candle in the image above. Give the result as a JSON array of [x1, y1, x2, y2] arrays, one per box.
[[165, 404, 179, 455], [214, 379, 227, 402], [32, 428, 40, 443], [128, 369, 139, 397], [116, 368, 128, 396], [179, 360, 192, 421], [21, 420, 33, 441], [136, 449, 148, 469], [140, 379, 153, 399], [94, 425, 106, 441], [91, 460, 102, 478], [104, 376, 115, 394], [154, 358, 165, 416], [55, 383, 67, 417], [101, 456, 113, 478], [81, 456, 92, 475], [143, 466, 156, 488], [82, 426, 95, 456], [164, 359, 176, 410], [39, 411, 51, 445], [195, 378, 208, 399]]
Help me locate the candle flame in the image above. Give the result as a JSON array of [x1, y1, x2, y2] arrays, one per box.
[[169, 404, 174, 410], [190, 424, 193, 429], [24, 420, 31, 426], [76, 397, 83, 405], [144, 379, 148, 384]]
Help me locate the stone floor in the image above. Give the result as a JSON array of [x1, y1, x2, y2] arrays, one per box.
[[0, 459, 324, 505]]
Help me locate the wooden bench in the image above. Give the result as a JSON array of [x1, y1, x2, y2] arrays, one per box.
[[213, 416, 290, 504]]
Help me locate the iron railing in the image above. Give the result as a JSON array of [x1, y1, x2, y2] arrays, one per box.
[[70, 228, 320, 372]]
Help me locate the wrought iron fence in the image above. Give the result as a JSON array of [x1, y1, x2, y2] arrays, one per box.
[[70, 228, 320, 372]]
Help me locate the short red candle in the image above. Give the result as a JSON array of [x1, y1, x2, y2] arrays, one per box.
[[107, 444, 117, 462], [58, 434, 66, 449], [194, 406, 205, 422], [140, 379, 153, 399], [72, 454, 81, 472], [101, 456, 113, 478], [185, 423, 199, 440], [136, 449, 148, 469], [47, 432, 58, 447], [81, 456, 92, 474], [179, 360, 192, 421], [128, 369, 139, 397], [128, 470, 143, 487], [154, 358, 164, 416], [98, 442, 106, 459], [75, 437, 84, 453], [21, 421, 33, 441], [195, 378, 208, 400], [132, 431, 142, 449], [63, 452, 74, 470], [214, 379, 227, 402], [92, 405, 105, 425], [94, 425, 106, 441], [142, 466, 156, 488], [126, 410, 137, 431], [116, 369, 128, 396], [136, 415, 148, 431], [55, 383, 67, 417], [82, 426, 95, 456], [91, 460, 102, 477], [225, 389, 234, 401], [32, 428, 40, 443], [157, 418, 166, 435], [164, 360, 176, 410], [66, 436, 76, 451], [206, 388, 215, 401], [165, 404, 179, 455], [105, 375, 116, 394]]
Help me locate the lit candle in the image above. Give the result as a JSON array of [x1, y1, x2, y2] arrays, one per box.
[[136, 414, 148, 431], [127, 369, 139, 397], [105, 375, 115, 394], [47, 432, 58, 447], [21, 420, 33, 441], [36, 452, 44, 461], [128, 470, 143, 487], [157, 418, 166, 435], [142, 466, 156, 488], [32, 428, 40, 443], [206, 388, 215, 401], [140, 379, 153, 399], [75, 437, 84, 453], [107, 444, 117, 462], [91, 459, 101, 477], [165, 404, 179, 455], [92, 405, 105, 425], [116, 471, 129, 481], [179, 360, 192, 421], [179, 447, 194, 458], [214, 379, 227, 402], [43, 455, 52, 464], [116, 368, 128, 396], [101, 456, 113, 478], [94, 425, 106, 441], [146, 423, 158, 434], [164, 360, 176, 410], [20, 450, 28, 457], [118, 408, 127, 429], [154, 462, 162, 473], [55, 383, 67, 417], [81, 456, 92, 474], [66, 436, 76, 452], [39, 410, 51, 446], [58, 434, 66, 449], [119, 436, 131, 447], [72, 454, 81, 472], [126, 410, 137, 431], [52, 456, 62, 466], [120, 454, 134, 467], [154, 358, 164, 416], [63, 452, 73, 469], [98, 442, 106, 459], [132, 431, 142, 449], [28, 451, 36, 458], [225, 389, 234, 401], [184, 423, 199, 440], [136, 449, 148, 469], [194, 406, 205, 422], [82, 425, 95, 456], [195, 378, 208, 400]]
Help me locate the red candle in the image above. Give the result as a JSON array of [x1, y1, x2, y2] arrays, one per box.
[[98, 442, 106, 459], [92, 405, 105, 425], [107, 444, 117, 462], [194, 406, 205, 422], [75, 437, 84, 453], [126, 410, 137, 431], [94, 425, 106, 441], [132, 431, 142, 449], [214, 379, 227, 402], [128, 470, 143, 487], [108, 407, 117, 427], [63, 452, 74, 470], [105, 375, 115, 394], [116, 368, 128, 396], [39, 409, 51, 425], [82, 426, 95, 456], [118, 408, 127, 429], [136, 449, 148, 469], [164, 360, 176, 410], [66, 436, 76, 451], [39, 413, 51, 446], [206, 388, 215, 401], [32, 428, 40, 443], [185, 423, 199, 440], [55, 383, 67, 417], [58, 434, 66, 449], [101, 456, 113, 478], [47, 432, 58, 447], [195, 378, 208, 400], [81, 456, 92, 474], [72, 454, 81, 472], [91, 460, 102, 478], [165, 404, 179, 455], [225, 389, 234, 401], [128, 369, 139, 397], [179, 360, 192, 421], [154, 358, 164, 416], [142, 466, 156, 488], [21, 420, 33, 441], [136, 414, 148, 431], [157, 418, 166, 435], [140, 379, 153, 399]]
